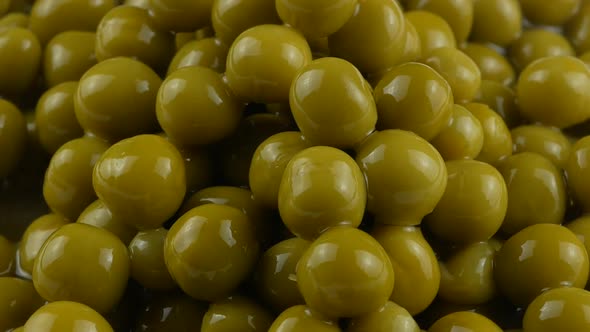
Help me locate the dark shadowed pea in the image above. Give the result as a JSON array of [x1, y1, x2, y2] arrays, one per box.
[[328, 0, 406, 75], [212, 0, 281, 46], [43, 136, 110, 221], [0, 277, 45, 332], [18, 213, 69, 275], [34, 81, 84, 154], [201, 295, 274, 332], [29, 0, 115, 45], [167, 38, 228, 75]]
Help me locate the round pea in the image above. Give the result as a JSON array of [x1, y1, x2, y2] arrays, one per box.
[[290, 57, 377, 149], [93, 134, 186, 230], [33, 223, 130, 313], [43, 31, 96, 87], [278, 146, 366, 240]]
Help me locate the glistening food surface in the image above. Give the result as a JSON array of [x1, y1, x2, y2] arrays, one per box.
[[3, 0, 590, 331]]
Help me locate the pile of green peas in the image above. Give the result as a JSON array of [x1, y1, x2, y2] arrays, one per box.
[[3, 0, 590, 331]]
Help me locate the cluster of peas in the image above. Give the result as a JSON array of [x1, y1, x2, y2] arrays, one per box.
[[3, 0, 590, 331]]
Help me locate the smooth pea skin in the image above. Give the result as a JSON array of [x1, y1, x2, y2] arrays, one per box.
[[0, 278, 45, 331], [422, 47, 481, 103], [372, 225, 440, 315], [405, 11, 456, 55], [425, 160, 508, 244], [76, 199, 137, 245], [428, 311, 502, 332], [511, 125, 571, 169], [495, 224, 589, 307], [74, 57, 161, 142], [405, 0, 473, 44], [0, 236, 14, 276], [249, 131, 311, 209], [43, 136, 110, 221], [473, 80, 521, 129], [179, 186, 272, 245], [167, 38, 228, 75], [438, 241, 497, 305], [328, 0, 406, 75], [33, 223, 130, 314], [520, 0, 580, 26], [461, 43, 515, 86], [566, 3, 590, 54], [129, 228, 176, 291], [212, 0, 281, 46], [566, 136, 590, 212], [399, 18, 422, 64], [290, 57, 377, 149], [0, 13, 29, 32], [348, 301, 420, 332], [268, 305, 341, 332], [164, 204, 259, 301], [0, 99, 27, 178], [150, 0, 213, 32], [276, 0, 357, 38], [0, 28, 41, 97], [524, 287, 590, 332], [497, 152, 567, 235], [201, 296, 274, 332], [255, 237, 309, 312], [44, 31, 97, 87], [517, 56, 590, 129], [278, 146, 366, 240], [431, 104, 484, 161], [135, 293, 208, 332], [464, 103, 513, 165], [95, 5, 174, 72], [157, 66, 242, 146], [470, 0, 521, 47], [374, 62, 454, 141], [356, 130, 447, 226], [29, 0, 115, 45], [225, 24, 312, 103], [93, 134, 186, 230], [18, 213, 69, 275], [508, 29, 574, 73], [297, 227, 395, 318], [24, 301, 113, 332], [35, 81, 84, 154], [175, 32, 195, 51], [567, 215, 590, 288]]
